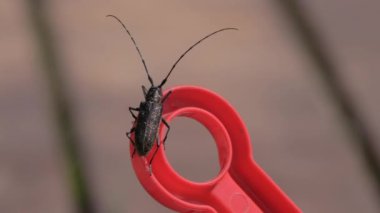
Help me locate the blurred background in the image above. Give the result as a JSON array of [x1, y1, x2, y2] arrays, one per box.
[[1, 0, 379, 212]]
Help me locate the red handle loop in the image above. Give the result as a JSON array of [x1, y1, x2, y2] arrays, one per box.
[[130, 86, 301, 212]]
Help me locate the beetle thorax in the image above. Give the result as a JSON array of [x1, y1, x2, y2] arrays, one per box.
[[146, 87, 162, 102]]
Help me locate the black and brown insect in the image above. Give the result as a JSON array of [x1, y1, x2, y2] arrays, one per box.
[[107, 15, 237, 173]]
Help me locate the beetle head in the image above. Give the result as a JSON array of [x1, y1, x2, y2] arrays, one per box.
[[146, 87, 162, 102]]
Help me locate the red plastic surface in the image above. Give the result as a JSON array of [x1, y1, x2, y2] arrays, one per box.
[[130, 86, 301, 212]]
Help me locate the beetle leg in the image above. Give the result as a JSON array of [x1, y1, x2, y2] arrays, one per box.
[[149, 146, 159, 175], [156, 130, 161, 146], [161, 90, 172, 103], [129, 107, 139, 119], [126, 132, 133, 142], [161, 118, 170, 149], [126, 127, 136, 141], [131, 148, 136, 158], [126, 127, 137, 158], [147, 133, 162, 175]]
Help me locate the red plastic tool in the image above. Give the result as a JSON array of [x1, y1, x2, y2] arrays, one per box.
[[130, 86, 301, 212]]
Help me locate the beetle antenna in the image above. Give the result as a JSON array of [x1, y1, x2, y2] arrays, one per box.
[[107, 15, 154, 86], [159, 27, 238, 88]]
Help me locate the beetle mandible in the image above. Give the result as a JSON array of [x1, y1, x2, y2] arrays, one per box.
[[107, 15, 237, 173]]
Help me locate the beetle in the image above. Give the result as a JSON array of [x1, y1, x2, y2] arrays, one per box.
[[107, 15, 237, 173]]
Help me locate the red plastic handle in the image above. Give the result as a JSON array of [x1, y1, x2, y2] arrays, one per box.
[[130, 86, 301, 212]]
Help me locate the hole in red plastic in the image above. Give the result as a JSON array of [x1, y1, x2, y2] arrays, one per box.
[[165, 117, 219, 182]]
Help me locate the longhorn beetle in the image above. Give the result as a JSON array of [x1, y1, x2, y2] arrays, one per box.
[[107, 15, 238, 173]]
